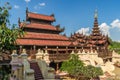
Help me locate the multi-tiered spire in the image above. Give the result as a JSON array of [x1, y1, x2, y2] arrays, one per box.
[[90, 10, 107, 49], [92, 9, 101, 37]]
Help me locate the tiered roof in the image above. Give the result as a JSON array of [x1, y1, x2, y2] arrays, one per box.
[[20, 23, 58, 31], [17, 9, 70, 46], [17, 9, 109, 49], [21, 32, 69, 40], [70, 10, 109, 48], [17, 39, 70, 46], [70, 33, 88, 47], [90, 10, 107, 45], [26, 12, 55, 21]]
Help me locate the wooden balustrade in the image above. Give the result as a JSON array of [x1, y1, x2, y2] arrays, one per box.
[[49, 53, 70, 62], [98, 50, 112, 58]]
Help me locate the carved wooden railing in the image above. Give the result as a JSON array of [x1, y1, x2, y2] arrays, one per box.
[[49, 53, 70, 62], [0, 60, 11, 65], [98, 50, 112, 59]]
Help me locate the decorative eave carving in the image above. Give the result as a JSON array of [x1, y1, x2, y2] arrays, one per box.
[[56, 24, 60, 28], [55, 24, 65, 32], [63, 33, 66, 36], [50, 13, 56, 22], [61, 27, 65, 32], [50, 13, 54, 17]]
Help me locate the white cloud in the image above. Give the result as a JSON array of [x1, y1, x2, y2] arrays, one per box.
[[33, 12, 38, 13], [75, 19, 120, 41], [39, 3, 46, 6], [14, 5, 19, 9], [99, 23, 110, 36], [34, 6, 37, 9], [111, 19, 120, 29], [25, 0, 31, 3], [76, 27, 90, 36], [34, 2, 46, 10], [34, 5, 41, 10]]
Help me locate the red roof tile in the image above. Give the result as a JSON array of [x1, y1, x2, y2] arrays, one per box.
[[20, 23, 58, 31], [16, 39, 71, 46], [27, 12, 55, 21], [23, 32, 69, 41], [98, 40, 106, 44]]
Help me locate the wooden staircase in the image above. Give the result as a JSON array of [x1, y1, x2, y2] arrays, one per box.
[[30, 61, 44, 80]]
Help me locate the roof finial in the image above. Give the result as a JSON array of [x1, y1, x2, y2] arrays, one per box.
[[18, 17, 20, 24], [94, 9, 98, 19], [26, 7, 28, 13]]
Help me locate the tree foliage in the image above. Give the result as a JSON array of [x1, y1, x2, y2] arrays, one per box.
[[60, 54, 84, 76], [109, 41, 120, 54], [60, 54, 103, 80], [0, 2, 24, 52], [83, 65, 103, 79]]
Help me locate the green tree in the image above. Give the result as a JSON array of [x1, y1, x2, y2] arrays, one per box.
[[0, 2, 24, 80], [0, 2, 24, 53], [60, 54, 84, 80], [109, 41, 120, 54], [83, 65, 103, 80], [60, 54, 103, 80]]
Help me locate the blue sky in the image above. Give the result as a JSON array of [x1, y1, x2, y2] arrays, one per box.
[[1, 0, 120, 41]]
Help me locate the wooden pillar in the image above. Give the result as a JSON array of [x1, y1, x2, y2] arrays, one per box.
[[56, 63, 59, 72], [66, 46, 68, 54], [90, 46, 92, 50], [45, 46, 48, 53], [33, 45, 36, 59], [56, 46, 58, 54], [19, 46, 22, 54], [33, 45, 36, 54], [29, 46, 33, 59], [82, 47, 83, 50], [74, 46, 77, 53], [30, 46, 32, 55]]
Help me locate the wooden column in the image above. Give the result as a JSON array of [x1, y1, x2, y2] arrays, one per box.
[[66, 46, 68, 54], [45, 46, 48, 53], [90, 46, 92, 50], [82, 47, 83, 50], [81, 47, 83, 53], [56, 46, 58, 54], [56, 63, 59, 72], [33, 45, 36, 59], [30, 46, 32, 55], [30, 46, 33, 58], [33, 45, 36, 54], [74, 46, 77, 53], [19, 46, 22, 54]]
